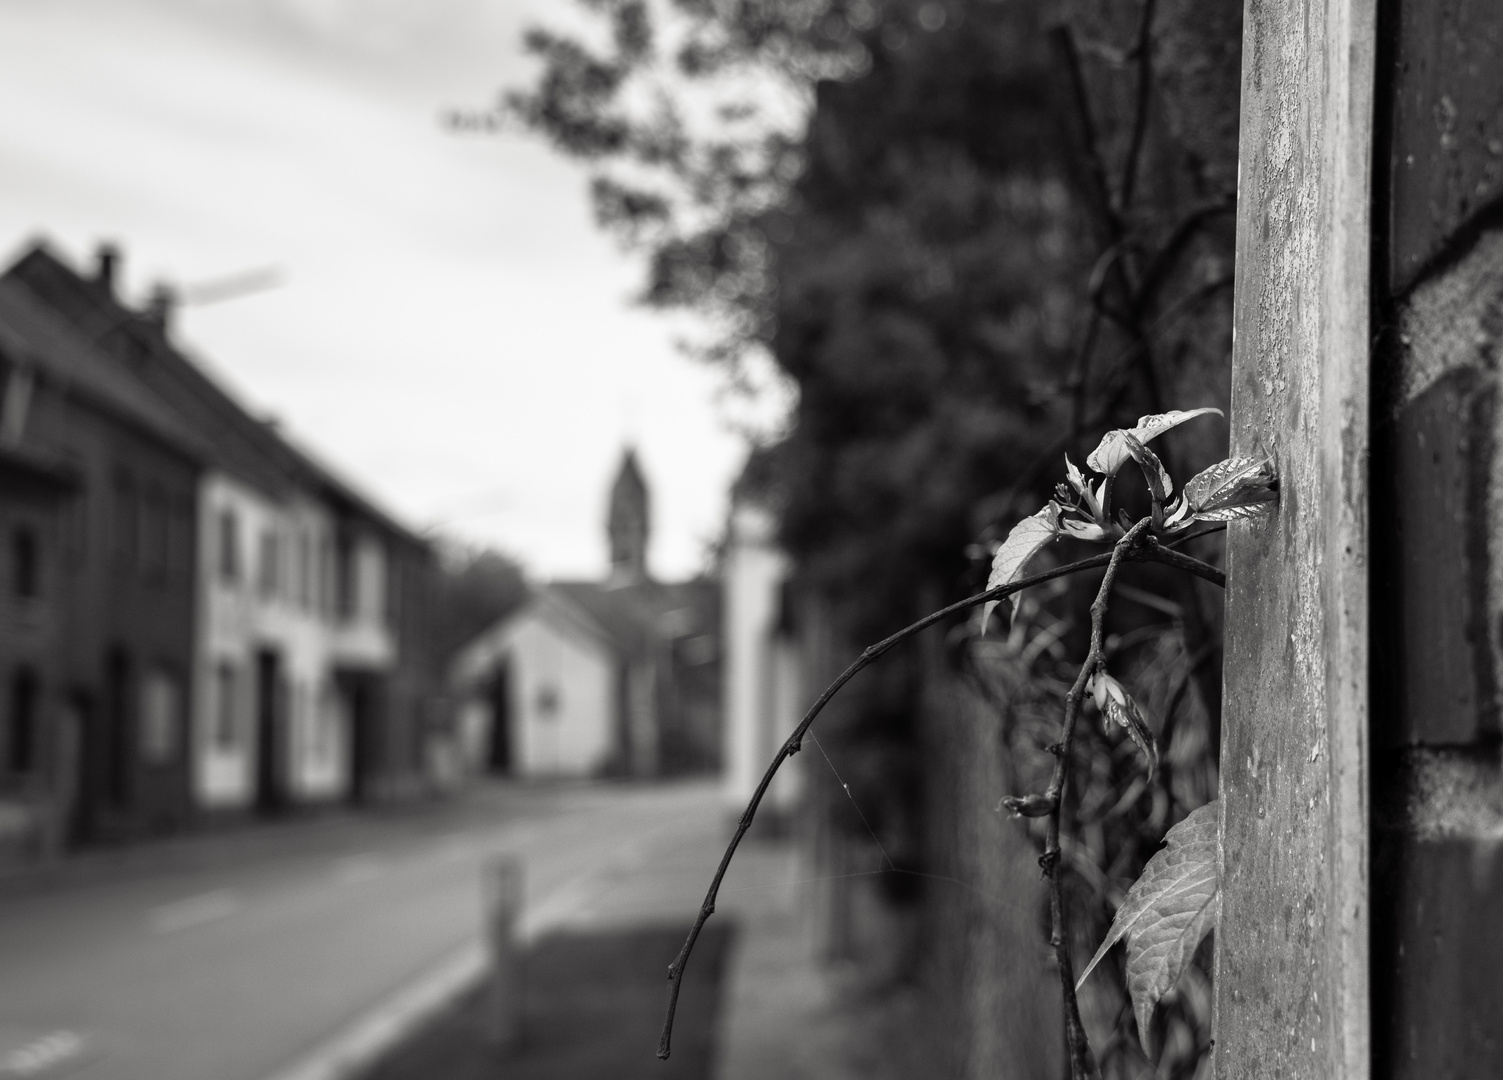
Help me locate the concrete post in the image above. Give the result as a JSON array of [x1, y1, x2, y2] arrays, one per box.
[[483, 856, 524, 1050]]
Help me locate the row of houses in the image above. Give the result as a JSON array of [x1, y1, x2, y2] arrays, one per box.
[[0, 240, 439, 858]]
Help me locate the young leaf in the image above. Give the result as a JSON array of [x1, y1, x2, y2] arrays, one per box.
[[1181, 455, 1278, 522], [1087, 671, 1158, 778], [1086, 407, 1224, 477], [1130, 407, 1224, 445], [1060, 517, 1110, 542], [1076, 801, 1219, 1058], [1122, 432, 1172, 502], [1064, 454, 1088, 496], [1192, 502, 1275, 523], [982, 502, 1059, 630]]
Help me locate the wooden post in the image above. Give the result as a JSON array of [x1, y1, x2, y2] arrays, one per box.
[[1215, 0, 1376, 1075], [483, 856, 524, 1049]]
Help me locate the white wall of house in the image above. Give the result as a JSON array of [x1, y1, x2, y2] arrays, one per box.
[[722, 501, 802, 816], [451, 597, 618, 777], [192, 473, 394, 809]]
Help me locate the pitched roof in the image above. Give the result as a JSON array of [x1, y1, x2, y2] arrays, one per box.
[[3, 242, 423, 547], [549, 578, 720, 660], [0, 279, 207, 462]]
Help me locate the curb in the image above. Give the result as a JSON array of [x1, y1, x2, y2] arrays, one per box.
[[258, 942, 488, 1080]]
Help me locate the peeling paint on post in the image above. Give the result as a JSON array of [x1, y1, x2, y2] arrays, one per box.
[[1214, 0, 1374, 1076]]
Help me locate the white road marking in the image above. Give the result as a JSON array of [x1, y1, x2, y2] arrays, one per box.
[[0, 1028, 87, 1077], [148, 889, 241, 935], [257, 942, 488, 1080], [257, 857, 639, 1080]]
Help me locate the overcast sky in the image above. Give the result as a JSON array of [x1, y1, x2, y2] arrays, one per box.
[[0, 0, 768, 580]]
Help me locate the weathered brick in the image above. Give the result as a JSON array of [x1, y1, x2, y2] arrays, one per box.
[[1373, 828, 1503, 1078], [1386, 0, 1503, 293], [1387, 367, 1498, 746]]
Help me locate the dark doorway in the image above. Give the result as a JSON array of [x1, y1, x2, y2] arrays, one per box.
[[7, 667, 38, 774], [487, 660, 512, 773], [60, 693, 87, 846], [104, 648, 131, 811], [255, 649, 285, 813], [345, 672, 378, 804], [71, 691, 103, 843]]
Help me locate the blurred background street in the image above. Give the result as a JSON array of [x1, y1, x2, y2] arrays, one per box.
[[0, 780, 745, 1080], [0, 0, 1257, 1076]]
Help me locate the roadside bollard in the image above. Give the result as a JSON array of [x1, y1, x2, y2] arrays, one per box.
[[484, 856, 524, 1050]]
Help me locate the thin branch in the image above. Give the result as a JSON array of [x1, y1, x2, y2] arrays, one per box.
[[1165, 522, 1227, 549], [657, 532, 1225, 1058], [1048, 26, 1126, 246], [1042, 518, 1151, 1080], [1116, 0, 1158, 215], [1139, 538, 1223, 587], [1131, 198, 1235, 320], [657, 550, 1104, 1059]]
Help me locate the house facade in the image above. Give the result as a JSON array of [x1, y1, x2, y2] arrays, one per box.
[[0, 276, 204, 851], [3, 242, 439, 825]]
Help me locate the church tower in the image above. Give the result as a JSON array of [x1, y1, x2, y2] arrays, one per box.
[[607, 448, 650, 586]]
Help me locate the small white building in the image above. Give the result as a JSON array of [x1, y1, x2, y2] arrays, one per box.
[[450, 590, 618, 776], [448, 450, 722, 779]]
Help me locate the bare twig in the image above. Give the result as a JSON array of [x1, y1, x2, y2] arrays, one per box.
[[1116, 0, 1158, 215], [1042, 517, 1151, 1080], [657, 534, 1224, 1058], [1165, 522, 1228, 548], [1131, 198, 1235, 320]]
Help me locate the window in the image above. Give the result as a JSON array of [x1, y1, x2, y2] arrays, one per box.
[[385, 556, 402, 628], [61, 458, 87, 567], [214, 662, 238, 748], [218, 508, 240, 584], [298, 530, 313, 609], [258, 529, 279, 600], [319, 536, 333, 617], [7, 668, 38, 774], [141, 488, 168, 582], [139, 667, 181, 765], [12, 527, 38, 598], [314, 682, 339, 760], [168, 497, 193, 585], [335, 534, 355, 620], [113, 474, 138, 568]]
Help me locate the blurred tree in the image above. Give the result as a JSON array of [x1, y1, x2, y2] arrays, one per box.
[[429, 545, 529, 663], [502, 2, 1241, 1074], [504, 0, 1096, 633]]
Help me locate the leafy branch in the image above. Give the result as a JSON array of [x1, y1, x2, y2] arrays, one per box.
[[659, 408, 1272, 1062], [989, 407, 1270, 1077]]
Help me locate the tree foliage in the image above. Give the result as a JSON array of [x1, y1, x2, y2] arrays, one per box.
[[503, 1, 1241, 1075]]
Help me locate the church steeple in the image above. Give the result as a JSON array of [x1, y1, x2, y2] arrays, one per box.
[[607, 448, 650, 586]]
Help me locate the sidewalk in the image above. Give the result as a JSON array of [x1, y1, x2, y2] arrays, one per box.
[[713, 840, 915, 1080]]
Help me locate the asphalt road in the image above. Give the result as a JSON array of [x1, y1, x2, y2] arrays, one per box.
[[0, 779, 725, 1080]]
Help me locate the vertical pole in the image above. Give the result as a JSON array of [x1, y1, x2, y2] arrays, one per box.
[[484, 856, 524, 1049], [1215, 0, 1376, 1075]]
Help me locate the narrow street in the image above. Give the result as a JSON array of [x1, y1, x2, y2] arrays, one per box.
[[0, 780, 727, 1080]]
